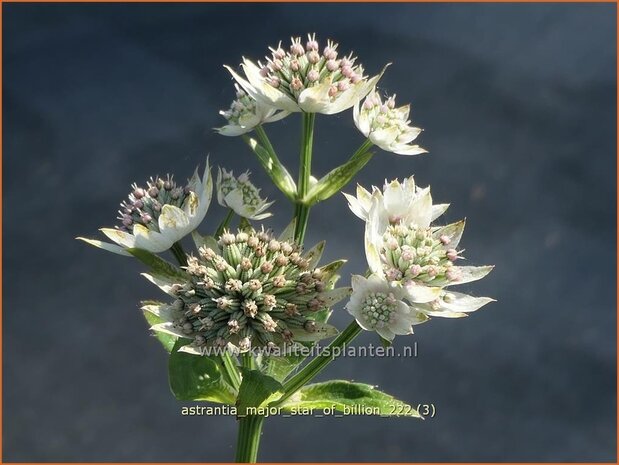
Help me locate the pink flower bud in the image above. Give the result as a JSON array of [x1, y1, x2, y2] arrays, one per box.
[[323, 46, 337, 60], [308, 69, 320, 82], [326, 59, 339, 72], [307, 50, 320, 64]]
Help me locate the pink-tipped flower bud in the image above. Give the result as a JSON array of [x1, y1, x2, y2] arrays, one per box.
[[341, 65, 353, 78], [291, 42, 305, 56], [133, 188, 146, 199], [273, 47, 285, 59], [269, 76, 280, 88], [307, 69, 320, 82], [326, 59, 339, 72], [410, 264, 422, 277], [307, 50, 320, 64], [323, 46, 337, 60], [291, 77, 303, 91], [306, 38, 319, 51], [447, 249, 459, 261]]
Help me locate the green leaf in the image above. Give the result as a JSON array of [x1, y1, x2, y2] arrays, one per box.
[[236, 368, 284, 415], [168, 340, 237, 404], [191, 231, 219, 251], [304, 151, 374, 204], [127, 248, 188, 281], [318, 260, 347, 283], [314, 262, 346, 323], [303, 241, 325, 269], [244, 136, 297, 201], [264, 351, 308, 382], [143, 309, 177, 353], [281, 380, 422, 418], [278, 218, 297, 243]]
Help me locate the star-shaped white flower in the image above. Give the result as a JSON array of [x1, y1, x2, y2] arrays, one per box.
[[344, 177, 449, 241], [354, 91, 426, 155], [217, 168, 273, 220], [346, 274, 428, 341], [78, 160, 213, 256], [216, 84, 289, 136], [225, 34, 387, 115]]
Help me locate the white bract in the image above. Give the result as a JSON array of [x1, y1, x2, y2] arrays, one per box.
[[225, 34, 386, 115], [216, 84, 289, 136], [345, 274, 428, 341], [344, 176, 449, 239], [78, 160, 213, 256], [217, 168, 274, 220], [354, 91, 426, 155]]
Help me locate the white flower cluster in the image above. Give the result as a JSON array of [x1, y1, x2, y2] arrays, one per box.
[[345, 177, 494, 341], [78, 160, 213, 256], [79, 163, 273, 256], [216, 84, 289, 136], [217, 168, 273, 220], [218, 33, 425, 156]]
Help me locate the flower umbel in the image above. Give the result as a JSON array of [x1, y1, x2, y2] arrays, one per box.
[[346, 274, 428, 341], [78, 160, 213, 256], [143, 228, 350, 353], [345, 178, 494, 340], [354, 91, 426, 156], [217, 168, 274, 220], [225, 33, 387, 114], [216, 84, 289, 136]]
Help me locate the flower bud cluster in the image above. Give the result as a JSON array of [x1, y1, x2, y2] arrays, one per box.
[[219, 86, 259, 126], [217, 168, 273, 220], [354, 91, 426, 156], [259, 34, 365, 103], [163, 228, 336, 352], [379, 223, 462, 285], [118, 175, 195, 233]]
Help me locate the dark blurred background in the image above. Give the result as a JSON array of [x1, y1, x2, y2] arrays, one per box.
[[3, 3, 616, 462]]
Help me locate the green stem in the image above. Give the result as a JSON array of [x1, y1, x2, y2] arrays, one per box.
[[294, 113, 316, 245], [170, 241, 187, 267], [254, 125, 276, 157], [272, 321, 363, 407], [352, 138, 374, 161], [215, 208, 235, 237], [222, 352, 242, 391], [235, 414, 265, 463]]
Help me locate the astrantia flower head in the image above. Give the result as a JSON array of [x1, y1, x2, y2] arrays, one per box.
[[354, 91, 426, 156], [143, 227, 350, 353], [78, 160, 212, 256], [217, 168, 274, 220], [346, 274, 428, 341], [344, 176, 449, 236], [225, 33, 387, 115], [346, 178, 494, 339], [216, 84, 289, 136]]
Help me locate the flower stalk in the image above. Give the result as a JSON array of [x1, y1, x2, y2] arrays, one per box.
[[215, 208, 235, 237], [170, 241, 188, 267], [272, 320, 362, 407], [294, 112, 316, 244], [235, 414, 265, 463]]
